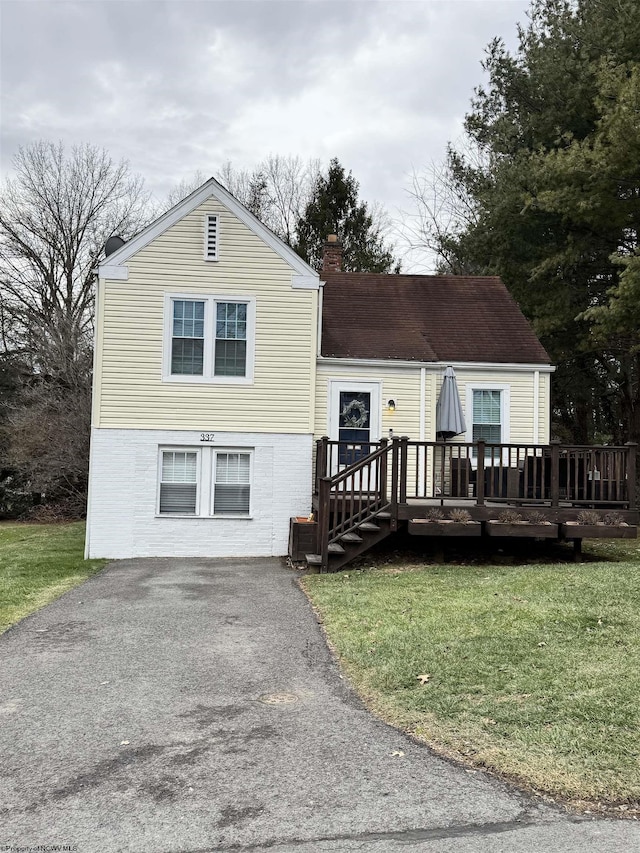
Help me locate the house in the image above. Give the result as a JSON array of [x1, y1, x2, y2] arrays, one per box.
[[85, 178, 636, 564]]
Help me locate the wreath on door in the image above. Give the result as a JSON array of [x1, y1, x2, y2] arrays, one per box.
[[340, 398, 368, 428]]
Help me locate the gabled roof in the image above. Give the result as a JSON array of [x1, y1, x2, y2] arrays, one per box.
[[321, 274, 551, 365], [98, 177, 319, 287]]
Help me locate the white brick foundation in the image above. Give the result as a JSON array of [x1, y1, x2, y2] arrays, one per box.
[[85, 428, 313, 559]]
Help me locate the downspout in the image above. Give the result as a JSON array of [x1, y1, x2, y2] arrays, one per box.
[[418, 367, 426, 495], [316, 281, 324, 359], [84, 273, 101, 559], [533, 370, 540, 444]]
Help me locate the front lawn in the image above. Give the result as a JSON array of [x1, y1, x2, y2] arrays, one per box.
[[0, 521, 105, 634], [302, 539, 640, 813]]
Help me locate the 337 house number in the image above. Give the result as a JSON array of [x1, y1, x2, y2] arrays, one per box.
[[200, 433, 215, 442]]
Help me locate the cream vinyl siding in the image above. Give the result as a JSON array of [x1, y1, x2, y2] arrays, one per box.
[[96, 198, 317, 432], [314, 363, 424, 441], [538, 371, 551, 443], [316, 364, 551, 446], [435, 368, 550, 445]]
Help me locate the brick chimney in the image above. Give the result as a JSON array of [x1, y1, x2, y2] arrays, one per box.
[[322, 234, 343, 272]]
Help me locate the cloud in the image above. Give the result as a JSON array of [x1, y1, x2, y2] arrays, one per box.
[[0, 0, 531, 267]]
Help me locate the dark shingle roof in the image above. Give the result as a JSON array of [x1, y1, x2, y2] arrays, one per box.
[[320, 274, 550, 364]]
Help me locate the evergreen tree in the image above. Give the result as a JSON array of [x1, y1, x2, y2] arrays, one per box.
[[295, 158, 398, 273], [412, 0, 640, 442]]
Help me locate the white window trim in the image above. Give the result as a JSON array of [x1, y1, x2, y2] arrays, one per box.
[[204, 214, 219, 261], [465, 383, 510, 462], [162, 293, 256, 384], [328, 380, 382, 441], [156, 447, 202, 517], [211, 448, 254, 519], [156, 445, 254, 520]]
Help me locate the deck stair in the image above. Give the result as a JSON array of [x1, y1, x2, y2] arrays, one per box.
[[305, 511, 393, 572]]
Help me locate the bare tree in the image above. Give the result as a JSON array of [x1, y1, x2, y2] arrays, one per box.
[[0, 141, 151, 515], [401, 141, 487, 273], [164, 170, 210, 210], [167, 156, 320, 246], [0, 141, 151, 385]]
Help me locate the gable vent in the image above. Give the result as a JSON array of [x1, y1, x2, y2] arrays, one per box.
[[204, 214, 219, 261]]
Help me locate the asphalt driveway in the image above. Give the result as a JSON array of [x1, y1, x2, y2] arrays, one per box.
[[0, 557, 638, 852]]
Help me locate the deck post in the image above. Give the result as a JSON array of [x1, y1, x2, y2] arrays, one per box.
[[476, 440, 485, 506], [391, 437, 400, 530], [626, 442, 637, 510], [378, 437, 389, 506], [550, 440, 560, 507], [318, 476, 331, 572], [399, 436, 409, 504], [315, 436, 329, 494]]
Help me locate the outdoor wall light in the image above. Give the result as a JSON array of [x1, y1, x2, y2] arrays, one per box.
[[387, 399, 396, 412]]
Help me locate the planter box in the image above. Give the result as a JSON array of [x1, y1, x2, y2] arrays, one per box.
[[561, 522, 637, 540], [288, 517, 318, 560], [486, 521, 559, 538], [409, 519, 482, 537]]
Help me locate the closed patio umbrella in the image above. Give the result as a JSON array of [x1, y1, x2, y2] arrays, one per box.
[[436, 366, 466, 439]]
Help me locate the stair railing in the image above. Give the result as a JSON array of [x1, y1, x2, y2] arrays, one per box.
[[317, 438, 392, 571]]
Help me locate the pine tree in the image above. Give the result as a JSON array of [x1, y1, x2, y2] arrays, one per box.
[[410, 0, 640, 443], [295, 158, 397, 272]]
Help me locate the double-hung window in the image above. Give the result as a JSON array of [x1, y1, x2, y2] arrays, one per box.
[[157, 447, 252, 518], [215, 302, 247, 377], [213, 451, 252, 515], [472, 390, 502, 443], [159, 450, 199, 515], [164, 295, 255, 383], [171, 300, 205, 375], [466, 384, 510, 460]]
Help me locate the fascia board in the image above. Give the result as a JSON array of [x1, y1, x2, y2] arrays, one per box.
[[317, 356, 555, 373], [98, 177, 319, 286]]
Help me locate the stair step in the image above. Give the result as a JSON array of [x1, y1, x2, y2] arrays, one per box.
[[375, 511, 391, 520], [305, 554, 322, 566], [358, 522, 381, 532], [340, 532, 363, 544], [328, 543, 346, 555]]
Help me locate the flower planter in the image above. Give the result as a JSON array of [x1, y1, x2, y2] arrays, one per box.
[[486, 521, 559, 538], [408, 519, 482, 537], [561, 522, 636, 540], [288, 517, 318, 560]]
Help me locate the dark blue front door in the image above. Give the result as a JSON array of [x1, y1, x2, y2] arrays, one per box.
[[338, 391, 371, 465]]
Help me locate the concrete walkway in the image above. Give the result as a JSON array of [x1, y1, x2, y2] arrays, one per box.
[[0, 557, 637, 852]]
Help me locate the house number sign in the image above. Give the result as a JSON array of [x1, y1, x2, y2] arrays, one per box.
[[200, 433, 215, 442]]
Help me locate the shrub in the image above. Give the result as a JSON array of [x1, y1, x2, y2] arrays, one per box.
[[603, 511, 625, 526], [449, 508, 473, 523], [497, 510, 522, 523], [528, 510, 547, 524], [426, 508, 445, 521], [576, 510, 602, 525]]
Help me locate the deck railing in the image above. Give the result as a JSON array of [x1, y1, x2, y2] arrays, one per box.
[[315, 437, 637, 510], [316, 438, 392, 570]]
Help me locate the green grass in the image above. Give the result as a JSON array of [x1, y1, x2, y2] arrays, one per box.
[[302, 539, 640, 811], [0, 521, 105, 633]]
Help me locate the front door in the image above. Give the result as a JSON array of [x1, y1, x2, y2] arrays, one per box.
[[329, 381, 381, 483], [338, 391, 372, 464]]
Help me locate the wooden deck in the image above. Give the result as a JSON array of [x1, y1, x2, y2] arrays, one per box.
[[305, 437, 638, 571]]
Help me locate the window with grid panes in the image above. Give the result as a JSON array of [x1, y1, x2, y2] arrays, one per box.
[[171, 300, 205, 375], [215, 302, 247, 377]]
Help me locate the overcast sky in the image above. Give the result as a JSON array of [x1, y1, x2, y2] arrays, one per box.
[[1, 0, 531, 268]]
